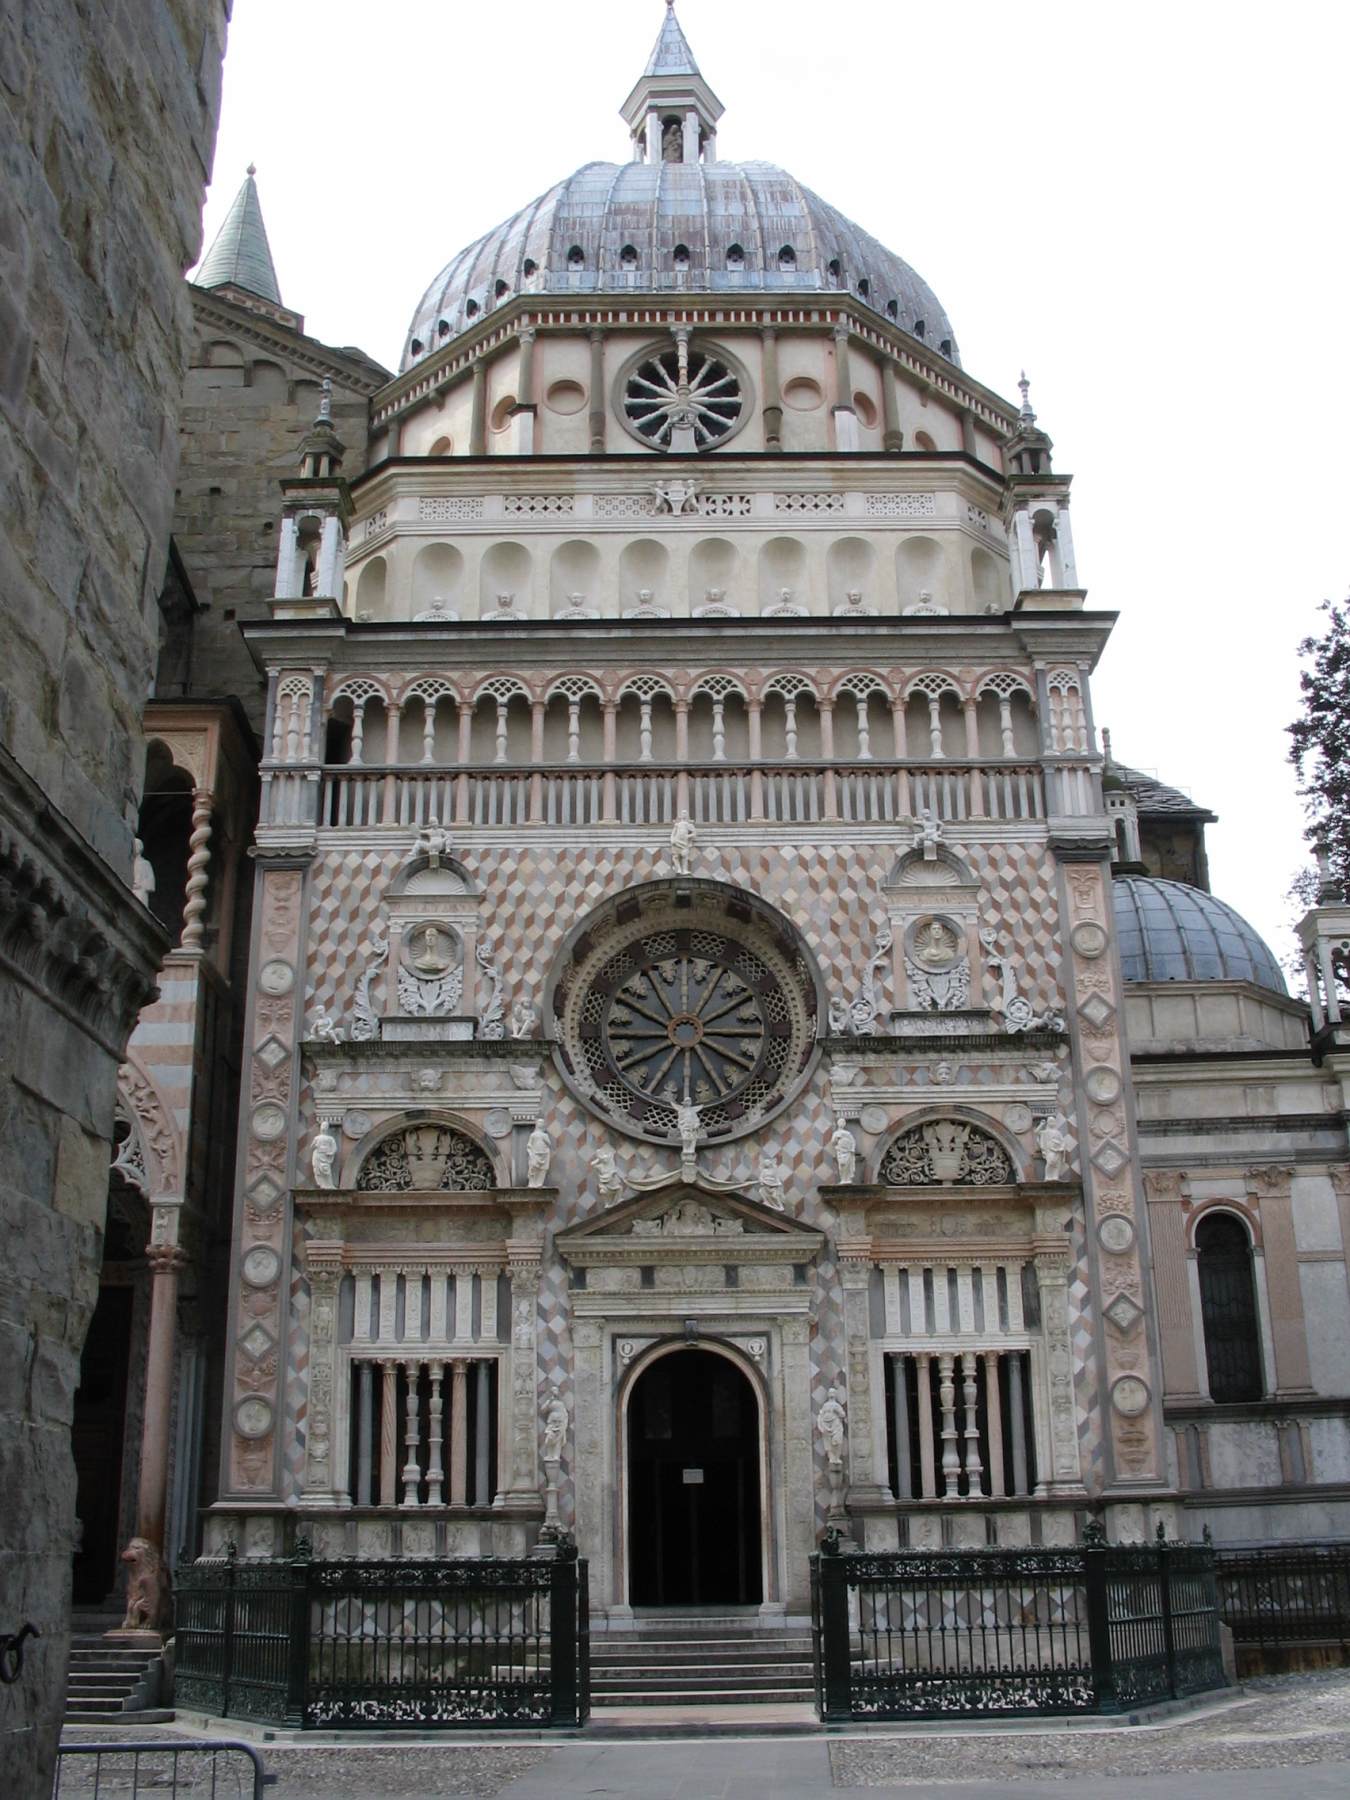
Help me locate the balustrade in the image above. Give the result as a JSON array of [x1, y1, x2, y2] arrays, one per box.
[[351, 1354, 498, 1509], [886, 1348, 1035, 1502]]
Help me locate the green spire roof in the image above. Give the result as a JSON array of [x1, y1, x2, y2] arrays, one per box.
[[195, 165, 281, 305], [645, 1, 701, 77]]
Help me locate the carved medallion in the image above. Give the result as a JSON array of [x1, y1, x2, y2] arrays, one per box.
[[258, 959, 295, 996]]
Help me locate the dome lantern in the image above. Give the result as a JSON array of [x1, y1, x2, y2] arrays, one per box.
[[620, 0, 724, 167]]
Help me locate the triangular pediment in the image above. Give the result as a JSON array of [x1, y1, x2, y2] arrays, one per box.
[[556, 1179, 824, 1264]]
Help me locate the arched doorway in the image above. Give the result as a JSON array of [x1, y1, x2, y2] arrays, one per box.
[[626, 1348, 763, 1607], [1196, 1212, 1264, 1403]]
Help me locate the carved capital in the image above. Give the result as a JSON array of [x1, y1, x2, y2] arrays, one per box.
[[1143, 1168, 1186, 1201], [1247, 1164, 1294, 1198]]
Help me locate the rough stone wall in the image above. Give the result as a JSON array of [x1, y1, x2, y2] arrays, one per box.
[[167, 301, 379, 727], [0, 5, 228, 1793]]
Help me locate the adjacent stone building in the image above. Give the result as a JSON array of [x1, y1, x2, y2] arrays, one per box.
[[0, 3, 229, 1790]]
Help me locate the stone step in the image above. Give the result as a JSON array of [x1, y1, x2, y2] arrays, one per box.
[[64, 1707, 177, 1725], [594, 1658, 814, 1678], [67, 1656, 157, 1674], [592, 1685, 813, 1707]]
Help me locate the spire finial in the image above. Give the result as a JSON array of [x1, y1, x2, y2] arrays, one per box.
[[246, 162, 257, 177], [1101, 727, 1113, 765], [1018, 370, 1035, 421]]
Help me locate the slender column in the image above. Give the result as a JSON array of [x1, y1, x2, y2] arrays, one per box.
[[937, 1353, 960, 1498], [401, 1360, 422, 1506], [179, 790, 214, 950], [455, 700, 473, 823], [474, 1361, 492, 1505], [891, 1355, 912, 1501], [890, 699, 910, 815], [588, 329, 606, 453], [983, 1351, 1006, 1498], [379, 1360, 399, 1507], [356, 1360, 374, 1505], [674, 698, 689, 761], [960, 1351, 983, 1496], [819, 699, 837, 819], [915, 1353, 936, 1499], [133, 1242, 187, 1551], [997, 697, 1015, 758], [316, 513, 343, 598], [926, 695, 944, 759], [601, 702, 618, 821], [831, 324, 858, 450], [421, 697, 437, 764], [960, 410, 978, 456], [748, 698, 764, 819], [882, 362, 903, 452], [761, 326, 783, 451], [450, 1357, 470, 1504], [964, 698, 985, 817], [382, 702, 402, 821], [425, 1361, 445, 1505], [529, 699, 545, 820], [469, 359, 487, 455], [1008, 1353, 1029, 1496]]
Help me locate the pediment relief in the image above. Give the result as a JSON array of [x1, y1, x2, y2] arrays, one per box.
[[556, 1180, 824, 1264]]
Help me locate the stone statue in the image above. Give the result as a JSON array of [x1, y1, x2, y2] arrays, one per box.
[[526, 1121, 552, 1189], [413, 822, 452, 868], [131, 838, 155, 909], [541, 1386, 568, 1462], [120, 1536, 170, 1634], [311, 1120, 339, 1190], [653, 478, 699, 516], [828, 996, 850, 1035], [593, 1145, 625, 1200], [834, 589, 876, 617], [662, 118, 683, 162], [918, 808, 942, 860], [311, 1008, 343, 1044], [757, 1154, 786, 1211], [676, 1101, 701, 1163], [511, 998, 535, 1038], [817, 1387, 847, 1468], [414, 596, 458, 622], [1036, 1112, 1072, 1182], [492, 591, 520, 618], [831, 1125, 857, 1185], [669, 808, 697, 874], [913, 918, 959, 968]]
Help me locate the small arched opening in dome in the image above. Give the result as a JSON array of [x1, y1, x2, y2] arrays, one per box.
[[827, 258, 842, 287], [409, 337, 423, 357], [465, 299, 479, 319], [436, 318, 450, 340], [886, 299, 899, 320], [620, 244, 638, 271], [913, 318, 926, 339], [778, 245, 796, 271], [940, 338, 953, 357], [566, 245, 584, 269], [523, 258, 538, 278], [857, 277, 870, 300], [726, 243, 745, 271], [494, 278, 510, 301], [673, 244, 690, 269]]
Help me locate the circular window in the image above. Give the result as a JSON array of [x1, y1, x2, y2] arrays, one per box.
[[490, 394, 517, 433], [616, 341, 750, 453], [546, 379, 587, 416], [783, 377, 823, 412], [549, 880, 820, 1146], [853, 391, 879, 429]]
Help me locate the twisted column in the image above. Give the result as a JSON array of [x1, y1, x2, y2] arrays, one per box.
[[179, 789, 213, 950]]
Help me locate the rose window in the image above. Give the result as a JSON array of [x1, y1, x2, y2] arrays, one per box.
[[550, 883, 819, 1146], [622, 346, 744, 451]]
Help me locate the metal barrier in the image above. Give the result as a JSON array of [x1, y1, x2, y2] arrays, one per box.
[[176, 1543, 589, 1729], [811, 1525, 1225, 1722], [1215, 1542, 1350, 1653], [53, 1739, 273, 1798]]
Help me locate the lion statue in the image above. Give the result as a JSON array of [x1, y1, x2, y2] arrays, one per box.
[[120, 1536, 170, 1633]]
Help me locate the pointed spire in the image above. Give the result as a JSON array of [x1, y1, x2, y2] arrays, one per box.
[[645, 0, 701, 77], [1018, 370, 1035, 423], [196, 166, 282, 306]]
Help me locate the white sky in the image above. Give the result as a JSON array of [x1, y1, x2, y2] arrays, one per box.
[[196, 0, 1350, 968]]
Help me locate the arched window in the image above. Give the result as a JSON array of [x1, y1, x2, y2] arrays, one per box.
[[1196, 1213, 1263, 1403]]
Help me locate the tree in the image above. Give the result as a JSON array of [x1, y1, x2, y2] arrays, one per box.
[[1289, 596, 1350, 894]]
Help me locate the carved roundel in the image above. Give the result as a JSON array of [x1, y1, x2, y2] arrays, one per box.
[[615, 340, 751, 453], [549, 880, 820, 1147]]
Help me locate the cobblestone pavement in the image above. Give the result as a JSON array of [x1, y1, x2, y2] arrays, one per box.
[[56, 1671, 1350, 1797]]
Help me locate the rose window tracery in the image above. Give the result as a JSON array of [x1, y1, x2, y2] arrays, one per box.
[[551, 884, 818, 1146], [622, 346, 745, 451], [879, 1119, 1014, 1187]]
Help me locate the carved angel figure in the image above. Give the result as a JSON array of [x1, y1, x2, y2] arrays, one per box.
[[653, 478, 699, 515], [593, 1145, 625, 1200], [541, 1387, 568, 1462], [676, 1101, 701, 1162], [1036, 1112, 1072, 1182], [757, 1154, 786, 1211], [511, 998, 535, 1038], [310, 1009, 343, 1044], [817, 1387, 847, 1468], [311, 1121, 339, 1190], [526, 1121, 552, 1189], [131, 838, 156, 909], [831, 1125, 857, 1185], [413, 823, 452, 867]]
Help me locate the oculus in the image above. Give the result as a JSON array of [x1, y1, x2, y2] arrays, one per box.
[[619, 343, 747, 452]]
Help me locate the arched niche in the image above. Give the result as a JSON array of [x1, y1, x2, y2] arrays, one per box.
[[479, 540, 532, 617], [137, 739, 196, 942], [758, 536, 808, 613], [347, 1117, 498, 1193], [618, 539, 670, 612], [412, 542, 465, 615], [687, 678, 749, 763], [250, 359, 287, 401], [354, 556, 388, 620], [688, 536, 740, 612], [826, 536, 878, 611], [971, 546, 1007, 612], [550, 539, 602, 613], [542, 680, 605, 763], [875, 1111, 1021, 1186], [897, 535, 944, 608]]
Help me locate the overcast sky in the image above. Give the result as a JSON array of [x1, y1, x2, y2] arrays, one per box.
[[195, 0, 1349, 968]]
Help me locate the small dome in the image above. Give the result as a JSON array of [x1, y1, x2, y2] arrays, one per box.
[[403, 160, 957, 371], [1112, 878, 1286, 994]]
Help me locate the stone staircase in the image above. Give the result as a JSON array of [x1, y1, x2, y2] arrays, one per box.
[[590, 1618, 816, 1710], [64, 1612, 172, 1723]]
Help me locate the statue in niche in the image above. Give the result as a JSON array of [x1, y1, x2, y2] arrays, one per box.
[[593, 1144, 626, 1200], [669, 809, 697, 875], [661, 118, 683, 162], [414, 595, 458, 622], [757, 1154, 786, 1211], [398, 923, 463, 1017], [558, 593, 596, 620], [676, 1101, 701, 1164], [311, 1120, 339, 1190], [817, 1387, 847, 1467], [834, 589, 876, 617], [491, 592, 522, 621], [131, 838, 155, 909], [477, 944, 506, 1038], [912, 918, 959, 968], [1036, 1112, 1072, 1182], [831, 1125, 857, 1185], [541, 1387, 568, 1462], [526, 1121, 552, 1189]]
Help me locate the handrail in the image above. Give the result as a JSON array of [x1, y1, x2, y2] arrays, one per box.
[[55, 1738, 275, 1798]]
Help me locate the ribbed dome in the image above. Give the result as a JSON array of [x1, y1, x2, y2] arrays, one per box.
[[1112, 878, 1286, 994], [402, 160, 958, 372]]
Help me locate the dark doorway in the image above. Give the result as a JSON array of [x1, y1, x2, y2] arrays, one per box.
[[1196, 1212, 1264, 1403], [72, 1285, 134, 1604], [627, 1349, 762, 1607]]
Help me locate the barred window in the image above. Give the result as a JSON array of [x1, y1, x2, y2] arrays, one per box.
[[1196, 1214, 1263, 1404], [884, 1349, 1036, 1501]]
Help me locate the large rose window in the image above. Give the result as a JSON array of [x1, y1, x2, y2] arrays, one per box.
[[550, 882, 819, 1146], [617, 341, 749, 452]]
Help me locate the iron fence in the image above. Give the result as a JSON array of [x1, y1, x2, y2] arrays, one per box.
[[53, 1739, 273, 1798], [811, 1527, 1225, 1721], [175, 1545, 588, 1729], [1215, 1543, 1350, 1653]]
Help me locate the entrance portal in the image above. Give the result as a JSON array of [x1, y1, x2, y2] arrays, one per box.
[[627, 1348, 762, 1607]]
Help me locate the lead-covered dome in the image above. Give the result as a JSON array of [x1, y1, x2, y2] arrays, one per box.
[[402, 160, 959, 372], [1112, 878, 1286, 994]]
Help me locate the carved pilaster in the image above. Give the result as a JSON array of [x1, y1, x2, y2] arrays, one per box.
[[300, 1263, 343, 1503], [502, 1264, 543, 1507]]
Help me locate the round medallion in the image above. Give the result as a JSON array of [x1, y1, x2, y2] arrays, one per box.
[[905, 915, 963, 972], [550, 881, 819, 1146], [241, 1245, 281, 1288], [1084, 1066, 1122, 1105], [251, 1103, 288, 1142], [1098, 1214, 1135, 1255], [616, 342, 750, 452], [1070, 921, 1109, 961], [1004, 1102, 1033, 1135], [484, 1108, 514, 1140], [342, 1110, 373, 1139], [258, 959, 295, 995], [234, 1396, 274, 1440], [1111, 1375, 1151, 1418], [858, 1104, 890, 1135]]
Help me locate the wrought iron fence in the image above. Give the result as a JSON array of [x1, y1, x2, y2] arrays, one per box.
[[176, 1545, 589, 1729], [1215, 1543, 1350, 1653], [53, 1739, 273, 1798], [811, 1526, 1225, 1721]]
